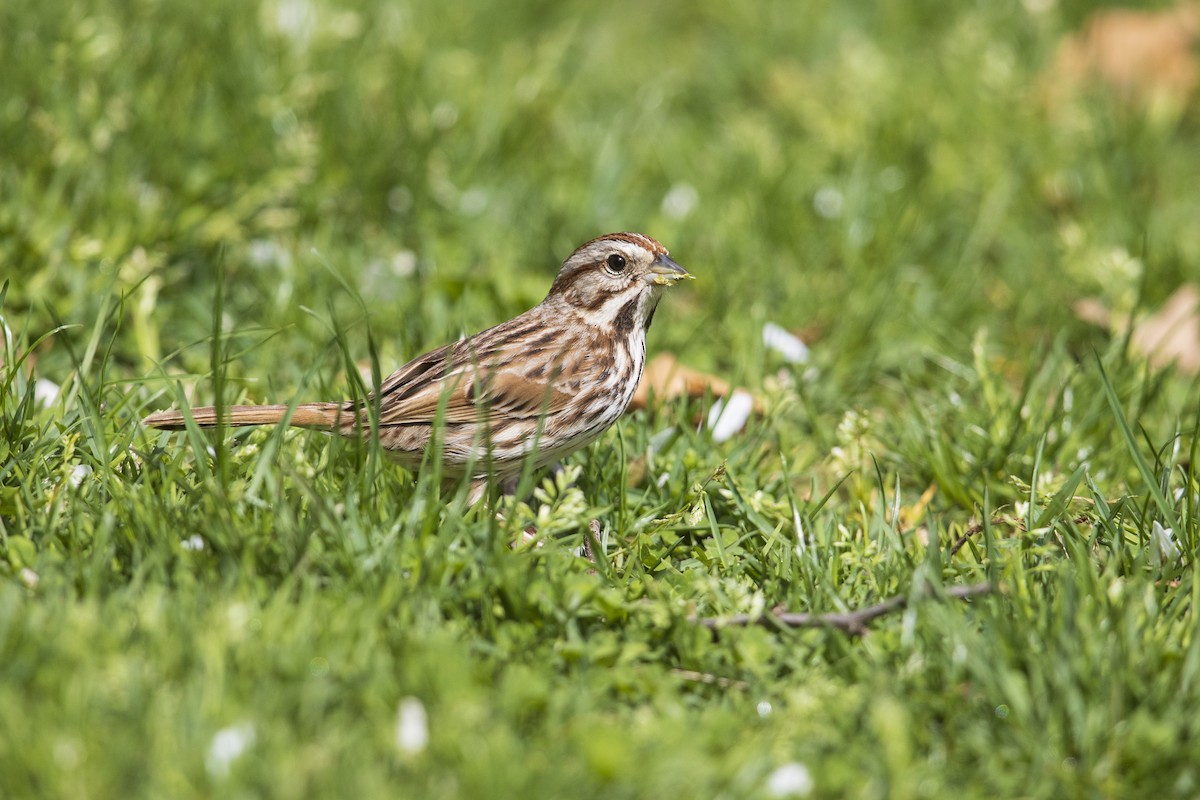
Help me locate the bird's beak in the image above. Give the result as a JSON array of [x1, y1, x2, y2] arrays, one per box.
[[646, 254, 694, 286]]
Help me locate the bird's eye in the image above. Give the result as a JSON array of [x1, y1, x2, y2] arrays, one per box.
[[605, 253, 627, 273]]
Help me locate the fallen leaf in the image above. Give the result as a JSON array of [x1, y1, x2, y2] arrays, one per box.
[[1071, 296, 1112, 329], [1130, 285, 1200, 373], [1049, 3, 1200, 109], [898, 483, 939, 531], [1074, 284, 1200, 373], [629, 353, 764, 439], [630, 352, 762, 411]]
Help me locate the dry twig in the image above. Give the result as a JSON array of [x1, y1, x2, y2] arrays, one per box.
[[949, 521, 988, 556], [695, 582, 997, 636], [949, 514, 1092, 556]]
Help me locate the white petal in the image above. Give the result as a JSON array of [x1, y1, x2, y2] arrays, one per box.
[[1151, 520, 1181, 567], [395, 697, 428, 755], [766, 763, 814, 797], [34, 379, 60, 406], [20, 568, 39, 590], [762, 322, 810, 364], [661, 183, 699, 220], [206, 722, 256, 778], [69, 465, 92, 487], [708, 390, 754, 443]]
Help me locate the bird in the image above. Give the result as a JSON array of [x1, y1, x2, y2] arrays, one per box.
[[142, 232, 692, 503]]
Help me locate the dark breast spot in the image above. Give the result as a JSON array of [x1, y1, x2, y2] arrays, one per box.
[[613, 297, 639, 336]]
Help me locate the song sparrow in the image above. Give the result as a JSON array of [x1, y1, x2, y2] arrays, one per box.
[[143, 232, 692, 501]]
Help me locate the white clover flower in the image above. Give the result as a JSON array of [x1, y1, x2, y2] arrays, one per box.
[[395, 697, 428, 756], [766, 763, 814, 797], [206, 722, 256, 778]]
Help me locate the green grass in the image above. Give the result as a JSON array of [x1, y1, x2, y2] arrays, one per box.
[[4, 0, 1200, 796]]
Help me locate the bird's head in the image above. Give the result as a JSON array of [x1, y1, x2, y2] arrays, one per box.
[[545, 232, 692, 331]]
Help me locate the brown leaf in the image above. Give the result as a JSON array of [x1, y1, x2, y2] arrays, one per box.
[[1071, 297, 1112, 329], [1131, 284, 1200, 373], [1050, 3, 1200, 108], [1074, 284, 1200, 374], [898, 483, 939, 531], [629, 353, 763, 413]]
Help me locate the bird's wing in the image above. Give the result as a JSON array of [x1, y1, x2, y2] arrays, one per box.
[[370, 335, 575, 428]]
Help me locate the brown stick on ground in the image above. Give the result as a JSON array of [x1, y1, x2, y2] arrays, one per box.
[[949, 521, 988, 556], [695, 582, 997, 636], [948, 514, 1093, 557]]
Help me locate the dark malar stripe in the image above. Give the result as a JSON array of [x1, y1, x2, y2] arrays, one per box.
[[584, 290, 611, 312], [613, 297, 639, 336]]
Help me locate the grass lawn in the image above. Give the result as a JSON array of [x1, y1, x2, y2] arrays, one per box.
[[3, 0, 1200, 796]]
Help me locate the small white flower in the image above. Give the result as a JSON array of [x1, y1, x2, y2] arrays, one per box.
[[391, 250, 417, 277], [395, 697, 428, 756], [813, 187, 843, 219], [34, 379, 61, 407], [766, 762, 814, 797], [661, 183, 699, 220], [181, 535, 205, 552], [69, 465, 92, 488], [707, 390, 754, 443], [1150, 521, 1181, 568], [246, 239, 288, 267], [206, 722, 256, 778], [762, 322, 810, 364], [273, 0, 315, 44], [20, 568, 39, 590]]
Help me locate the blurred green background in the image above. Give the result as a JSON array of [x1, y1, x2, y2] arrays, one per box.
[[10, 0, 1199, 387], [3, 0, 1200, 797]]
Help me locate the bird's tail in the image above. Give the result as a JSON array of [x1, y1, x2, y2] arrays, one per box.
[[142, 402, 351, 432]]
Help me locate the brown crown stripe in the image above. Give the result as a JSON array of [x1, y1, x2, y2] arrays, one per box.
[[580, 232, 667, 255]]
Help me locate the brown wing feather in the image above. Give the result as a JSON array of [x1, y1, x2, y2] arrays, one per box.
[[459, 369, 574, 421], [371, 313, 576, 428], [374, 365, 573, 427], [375, 343, 455, 401]]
